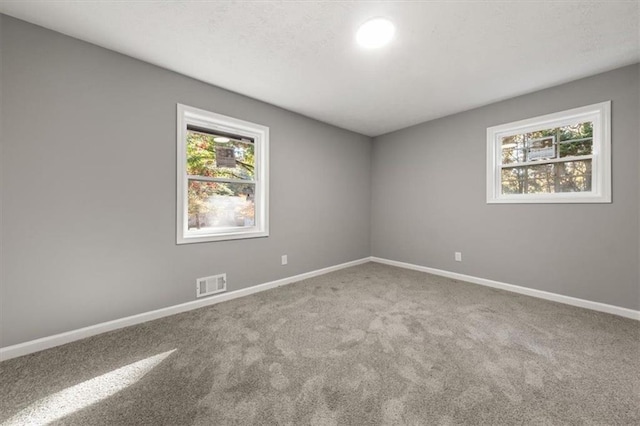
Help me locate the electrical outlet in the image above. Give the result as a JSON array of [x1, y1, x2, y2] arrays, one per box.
[[455, 252, 462, 262], [281, 254, 288, 265]]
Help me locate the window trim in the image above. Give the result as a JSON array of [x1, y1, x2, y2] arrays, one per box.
[[486, 101, 611, 204], [177, 104, 269, 244]]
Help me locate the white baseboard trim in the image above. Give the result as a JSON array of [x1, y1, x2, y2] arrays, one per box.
[[370, 256, 640, 321], [0, 257, 370, 361]]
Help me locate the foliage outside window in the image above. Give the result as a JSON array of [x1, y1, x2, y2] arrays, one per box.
[[486, 101, 611, 203], [177, 104, 269, 243]]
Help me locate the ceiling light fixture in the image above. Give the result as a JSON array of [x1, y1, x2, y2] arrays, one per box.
[[213, 137, 230, 143], [356, 18, 395, 49]]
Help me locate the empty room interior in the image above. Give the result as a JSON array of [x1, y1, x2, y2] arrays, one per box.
[[0, 2, 639, 425]]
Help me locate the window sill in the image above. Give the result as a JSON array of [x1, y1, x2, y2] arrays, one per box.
[[487, 193, 611, 204], [177, 229, 269, 244]]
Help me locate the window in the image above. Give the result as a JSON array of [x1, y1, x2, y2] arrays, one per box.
[[486, 101, 611, 203], [177, 104, 269, 243]]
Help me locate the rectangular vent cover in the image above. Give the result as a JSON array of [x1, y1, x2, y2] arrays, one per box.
[[196, 273, 226, 298]]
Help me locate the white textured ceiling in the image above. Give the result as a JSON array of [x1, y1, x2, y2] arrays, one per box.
[[1, 1, 638, 136]]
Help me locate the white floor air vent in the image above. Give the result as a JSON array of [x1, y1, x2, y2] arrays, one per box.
[[196, 274, 226, 298]]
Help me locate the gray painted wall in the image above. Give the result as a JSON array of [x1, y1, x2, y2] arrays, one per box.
[[1, 15, 638, 349], [372, 64, 640, 310], [0, 16, 372, 347]]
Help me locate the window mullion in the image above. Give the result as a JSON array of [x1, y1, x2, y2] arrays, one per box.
[[187, 175, 257, 185], [501, 154, 594, 169]]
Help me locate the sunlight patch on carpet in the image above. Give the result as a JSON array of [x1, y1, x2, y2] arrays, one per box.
[[2, 349, 176, 426]]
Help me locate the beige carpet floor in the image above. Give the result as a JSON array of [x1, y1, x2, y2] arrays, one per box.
[[1, 262, 638, 425]]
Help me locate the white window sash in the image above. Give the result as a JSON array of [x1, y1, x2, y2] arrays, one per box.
[[177, 104, 269, 243], [486, 101, 611, 204]]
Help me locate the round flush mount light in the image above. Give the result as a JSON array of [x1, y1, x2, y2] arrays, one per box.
[[356, 18, 395, 48], [213, 136, 230, 143]]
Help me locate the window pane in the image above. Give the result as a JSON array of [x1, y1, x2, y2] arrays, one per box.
[[501, 167, 522, 181], [501, 178, 524, 194], [556, 160, 592, 192], [558, 122, 593, 142], [525, 178, 553, 194], [500, 120, 594, 165], [527, 163, 554, 180], [501, 160, 592, 195], [501, 134, 525, 150], [501, 168, 525, 194], [188, 180, 256, 230], [526, 164, 554, 193], [186, 130, 255, 180], [559, 139, 592, 158], [501, 147, 525, 165], [558, 122, 593, 158], [527, 137, 555, 161], [501, 164, 554, 194]]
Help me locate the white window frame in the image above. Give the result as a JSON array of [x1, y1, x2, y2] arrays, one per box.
[[486, 101, 611, 204], [177, 104, 269, 244]]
